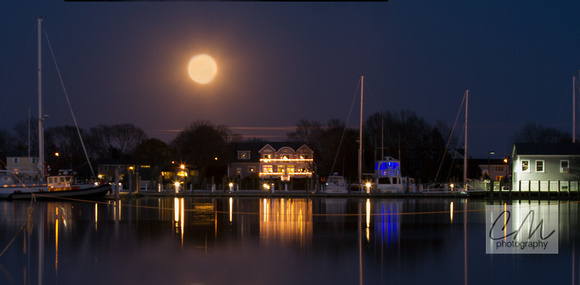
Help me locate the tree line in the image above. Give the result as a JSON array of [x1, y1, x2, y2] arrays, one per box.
[[0, 114, 570, 185]]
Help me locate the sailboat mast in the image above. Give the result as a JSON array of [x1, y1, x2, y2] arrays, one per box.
[[37, 17, 45, 180], [463, 90, 468, 187], [28, 106, 31, 158], [574, 75, 576, 143], [359, 76, 364, 187]]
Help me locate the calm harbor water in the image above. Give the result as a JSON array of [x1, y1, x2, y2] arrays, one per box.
[[0, 196, 578, 285]]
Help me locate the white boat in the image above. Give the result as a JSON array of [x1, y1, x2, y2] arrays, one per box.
[[374, 156, 404, 193], [322, 174, 348, 193], [8, 171, 109, 200], [1, 18, 111, 200], [0, 173, 47, 199]]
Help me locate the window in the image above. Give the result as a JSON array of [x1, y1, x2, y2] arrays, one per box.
[[263, 154, 272, 159], [536, 160, 544, 173], [236, 168, 242, 176], [238, 151, 251, 160], [263, 165, 273, 173], [561, 160, 570, 173], [521, 160, 530, 172], [300, 154, 308, 159], [13, 158, 18, 164], [248, 166, 256, 173]]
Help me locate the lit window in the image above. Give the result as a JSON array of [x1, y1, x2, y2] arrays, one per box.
[[248, 166, 255, 173], [561, 160, 569, 173], [521, 160, 530, 172], [238, 151, 250, 160], [536, 160, 544, 173]]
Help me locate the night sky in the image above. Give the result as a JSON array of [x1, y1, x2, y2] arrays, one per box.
[[2, 0, 580, 159]]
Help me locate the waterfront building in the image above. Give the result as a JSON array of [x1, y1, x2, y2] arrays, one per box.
[[5, 150, 38, 177], [511, 142, 580, 192], [228, 142, 314, 182]]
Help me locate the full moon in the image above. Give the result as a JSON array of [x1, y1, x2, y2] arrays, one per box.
[[187, 54, 217, 84]]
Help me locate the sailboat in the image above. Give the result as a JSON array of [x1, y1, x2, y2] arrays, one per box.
[[1, 18, 111, 200], [321, 76, 366, 194]]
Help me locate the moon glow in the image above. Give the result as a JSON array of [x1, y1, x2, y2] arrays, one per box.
[[187, 54, 217, 84]]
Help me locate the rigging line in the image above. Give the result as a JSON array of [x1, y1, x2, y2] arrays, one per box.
[[576, 76, 580, 141], [434, 91, 466, 182], [43, 28, 95, 178], [447, 115, 466, 182], [330, 78, 361, 175]]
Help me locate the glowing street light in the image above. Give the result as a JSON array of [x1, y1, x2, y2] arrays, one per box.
[[365, 182, 372, 194]]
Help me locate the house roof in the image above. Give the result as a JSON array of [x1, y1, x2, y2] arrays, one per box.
[[6, 150, 37, 158], [470, 158, 508, 165], [513, 143, 580, 156]]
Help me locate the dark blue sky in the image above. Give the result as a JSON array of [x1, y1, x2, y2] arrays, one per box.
[[1, 0, 580, 159]]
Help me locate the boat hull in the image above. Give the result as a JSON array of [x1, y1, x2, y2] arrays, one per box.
[[8, 184, 111, 200]]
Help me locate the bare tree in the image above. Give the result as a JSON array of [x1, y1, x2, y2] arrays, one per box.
[[45, 125, 89, 176], [110, 124, 148, 155], [88, 123, 147, 160], [170, 120, 234, 183], [287, 119, 324, 145], [12, 119, 38, 151], [365, 110, 450, 183], [512, 123, 571, 144]]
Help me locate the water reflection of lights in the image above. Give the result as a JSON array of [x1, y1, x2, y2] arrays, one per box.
[[55, 217, 59, 272], [174, 198, 185, 244], [450, 201, 454, 223], [50, 203, 72, 274], [174, 198, 180, 223], [366, 199, 371, 242], [229, 197, 233, 223], [94, 203, 98, 231], [376, 201, 401, 245], [260, 198, 312, 247], [113, 200, 122, 221]]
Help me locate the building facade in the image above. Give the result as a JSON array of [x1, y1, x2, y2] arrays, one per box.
[[5, 150, 39, 178], [511, 143, 580, 191], [473, 158, 510, 181], [228, 142, 314, 181]]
